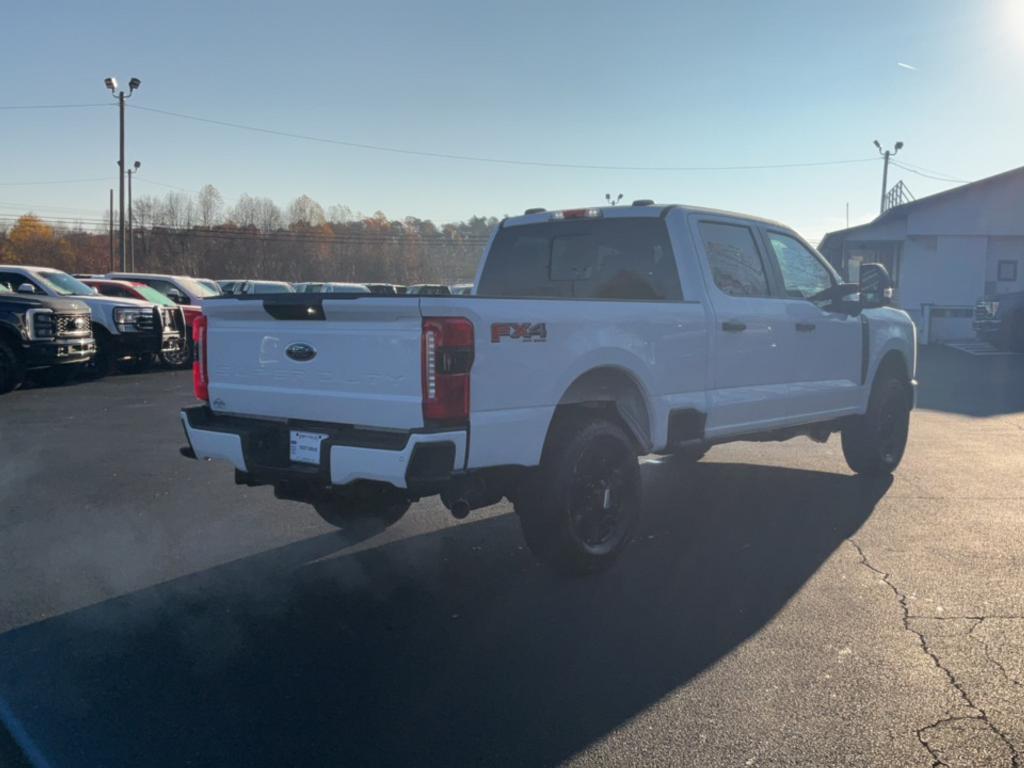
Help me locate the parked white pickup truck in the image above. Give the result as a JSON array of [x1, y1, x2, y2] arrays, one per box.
[[181, 203, 916, 573]]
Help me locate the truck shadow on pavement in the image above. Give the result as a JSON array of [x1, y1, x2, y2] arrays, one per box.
[[0, 461, 891, 767]]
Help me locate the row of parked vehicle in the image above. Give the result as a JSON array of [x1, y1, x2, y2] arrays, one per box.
[[217, 280, 473, 296], [0, 266, 474, 395]]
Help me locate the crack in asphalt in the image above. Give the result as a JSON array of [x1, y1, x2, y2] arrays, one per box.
[[968, 618, 1024, 691], [848, 539, 1021, 768]]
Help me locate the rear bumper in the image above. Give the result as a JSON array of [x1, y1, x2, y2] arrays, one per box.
[[179, 405, 467, 491]]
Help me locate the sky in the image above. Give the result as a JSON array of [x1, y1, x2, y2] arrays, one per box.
[[1, 0, 1023, 243]]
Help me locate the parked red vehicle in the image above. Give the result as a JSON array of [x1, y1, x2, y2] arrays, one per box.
[[83, 279, 200, 368]]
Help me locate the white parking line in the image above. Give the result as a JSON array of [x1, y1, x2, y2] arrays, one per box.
[[943, 341, 1020, 356]]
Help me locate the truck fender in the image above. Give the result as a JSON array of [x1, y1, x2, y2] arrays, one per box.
[[550, 363, 654, 454], [862, 310, 916, 408]]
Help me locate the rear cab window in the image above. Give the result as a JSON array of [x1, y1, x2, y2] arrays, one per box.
[[477, 217, 683, 300]]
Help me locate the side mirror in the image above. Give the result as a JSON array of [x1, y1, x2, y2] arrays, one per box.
[[16, 283, 38, 294], [166, 289, 188, 305], [859, 263, 893, 309]]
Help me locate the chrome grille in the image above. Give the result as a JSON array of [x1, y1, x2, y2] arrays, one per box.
[[974, 300, 992, 323], [54, 313, 91, 337], [135, 309, 157, 331]]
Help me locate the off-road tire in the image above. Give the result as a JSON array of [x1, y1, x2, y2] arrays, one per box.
[[161, 341, 193, 369], [516, 415, 641, 575], [0, 338, 25, 394], [841, 373, 911, 476]]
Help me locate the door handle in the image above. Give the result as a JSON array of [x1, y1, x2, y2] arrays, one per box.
[[721, 321, 747, 333], [795, 322, 816, 332]]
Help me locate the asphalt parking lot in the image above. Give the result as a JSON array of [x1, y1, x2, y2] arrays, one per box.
[[1, 346, 1022, 768]]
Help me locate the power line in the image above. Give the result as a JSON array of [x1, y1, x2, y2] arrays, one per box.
[[891, 159, 968, 180], [135, 178, 199, 193], [0, 176, 110, 187], [0, 201, 106, 214], [0, 103, 112, 110], [890, 160, 967, 184], [129, 104, 878, 173]]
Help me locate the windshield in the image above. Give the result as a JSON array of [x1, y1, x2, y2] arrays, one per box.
[[176, 276, 219, 298], [33, 270, 96, 297], [132, 284, 177, 307]]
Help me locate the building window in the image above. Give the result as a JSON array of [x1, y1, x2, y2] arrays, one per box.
[[997, 260, 1019, 282]]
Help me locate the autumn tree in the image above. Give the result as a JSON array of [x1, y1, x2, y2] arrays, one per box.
[[1, 191, 492, 284], [3, 215, 68, 265]]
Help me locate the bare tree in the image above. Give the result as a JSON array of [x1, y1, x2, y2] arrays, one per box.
[[160, 191, 195, 229], [288, 195, 326, 227], [254, 197, 284, 232], [230, 194, 258, 228], [327, 204, 353, 224], [197, 184, 224, 227]]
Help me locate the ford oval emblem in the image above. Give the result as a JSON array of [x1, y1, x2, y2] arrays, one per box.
[[285, 342, 317, 362]]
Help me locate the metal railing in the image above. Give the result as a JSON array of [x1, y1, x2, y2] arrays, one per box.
[[882, 180, 915, 212]]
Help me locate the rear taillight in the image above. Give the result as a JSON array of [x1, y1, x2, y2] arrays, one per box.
[[422, 317, 474, 425], [192, 314, 209, 402]]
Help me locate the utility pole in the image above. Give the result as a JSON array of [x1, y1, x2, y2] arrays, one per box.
[[108, 189, 114, 271], [104, 76, 141, 271], [873, 139, 903, 214], [128, 161, 140, 270]]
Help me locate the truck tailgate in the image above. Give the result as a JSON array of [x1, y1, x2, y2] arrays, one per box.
[[203, 296, 424, 429]]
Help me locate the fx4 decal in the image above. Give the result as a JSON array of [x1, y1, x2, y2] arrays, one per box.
[[491, 322, 548, 343]]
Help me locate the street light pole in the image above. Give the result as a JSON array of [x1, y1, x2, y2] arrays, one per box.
[[108, 188, 114, 271], [104, 76, 142, 271], [874, 139, 903, 215], [128, 161, 140, 270], [118, 90, 125, 269]]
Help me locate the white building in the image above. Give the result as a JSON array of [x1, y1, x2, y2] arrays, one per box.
[[819, 165, 1024, 342]]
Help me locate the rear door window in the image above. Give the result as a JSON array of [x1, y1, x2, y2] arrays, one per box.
[[698, 221, 771, 298], [477, 218, 683, 300]]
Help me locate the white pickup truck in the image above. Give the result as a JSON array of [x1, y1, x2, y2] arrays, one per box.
[[181, 203, 916, 573]]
